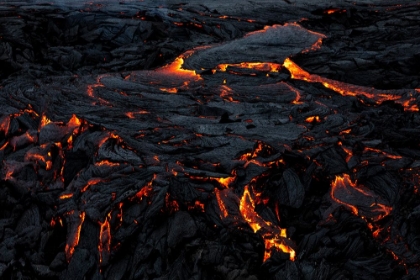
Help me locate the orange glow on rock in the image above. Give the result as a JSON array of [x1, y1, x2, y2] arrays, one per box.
[[188, 200, 205, 212], [215, 176, 236, 188], [24, 152, 52, 170], [40, 115, 52, 128], [219, 85, 238, 102], [160, 87, 178, 94], [133, 175, 155, 200], [340, 128, 352, 135], [305, 116, 321, 123], [125, 111, 150, 119], [363, 147, 402, 160], [0, 115, 11, 136], [331, 174, 392, 221], [157, 57, 201, 81], [217, 62, 281, 73], [187, 170, 237, 189], [81, 178, 103, 192], [98, 212, 111, 266], [264, 239, 296, 262], [324, 8, 346, 14], [401, 98, 419, 112], [68, 114, 82, 128], [65, 211, 85, 261], [0, 141, 8, 151], [59, 193, 73, 200], [283, 58, 402, 104], [302, 38, 323, 53], [215, 189, 229, 218], [341, 146, 353, 163], [95, 160, 120, 167], [125, 112, 135, 119], [240, 186, 295, 261]]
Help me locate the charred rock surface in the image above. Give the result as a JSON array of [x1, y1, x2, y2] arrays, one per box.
[[1, 1, 420, 279]]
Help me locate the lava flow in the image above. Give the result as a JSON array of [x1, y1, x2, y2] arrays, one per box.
[[216, 62, 281, 73], [1, 2, 419, 279], [157, 57, 201, 81], [65, 211, 86, 261], [283, 58, 419, 111], [330, 174, 392, 221], [240, 185, 295, 261], [98, 212, 111, 266]]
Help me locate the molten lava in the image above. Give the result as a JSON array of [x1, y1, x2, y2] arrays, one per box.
[[305, 116, 321, 123], [65, 211, 85, 261], [59, 193, 73, 200], [324, 8, 346, 14], [0, 115, 10, 136], [331, 174, 392, 221], [80, 178, 103, 192], [240, 186, 295, 261], [215, 189, 229, 219], [363, 147, 402, 160], [283, 58, 403, 104], [98, 212, 111, 266], [133, 175, 156, 201], [215, 176, 236, 188], [157, 57, 201, 81], [216, 62, 281, 73], [160, 87, 178, 94]]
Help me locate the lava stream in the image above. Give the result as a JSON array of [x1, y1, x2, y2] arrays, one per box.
[[283, 58, 419, 111], [240, 186, 295, 261]]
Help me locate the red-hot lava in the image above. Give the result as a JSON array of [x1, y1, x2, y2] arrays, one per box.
[[99, 212, 112, 266], [215, 189, 229, 219], [324, 8, 347, 14], [283, 58, 419, 111], [156, 54, 202, 81], [0, 115, 11, 136], [240, 185, 295, 261], [216, 62, 281, 73], [1, 7, 419, 278], [331, 174, 392, 222], [132, 174, 156, 201], [65, 211, 86, 261]]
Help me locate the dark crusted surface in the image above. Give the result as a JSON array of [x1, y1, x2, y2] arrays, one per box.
[[0, 1, 420, 279]]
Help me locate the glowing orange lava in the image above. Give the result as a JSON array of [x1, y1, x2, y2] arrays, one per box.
[[160, 87, 178, 94], [40, 114, 52, 129], [215, 189, 229, 218], [133, 175, 156, 200], [363, 147, 402, 160], [157, 57, 201, 81], [98, 212, 111, 265], [305, 116, 321, 123], [283, 58, 402, 104], [81, 178, 103, 192], [24, 152, 52, 170], [95, 160, 120, 167], [59, 193, 73, 200], [331, 174, 392, 221], [240, 186, 295, 261], [65, 211, 85, 261], [302, 38, 324, 53], [68, 114, 82, 128], [214, 174, 236, 188], [188, 174, 237, 188], [219, 85, 238, 102], [217, 62, 281, 73], [324, 8, 346, 14], [0, 116, 11, 136]]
